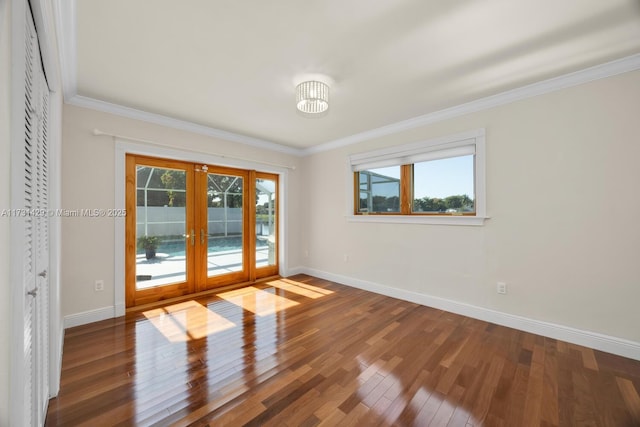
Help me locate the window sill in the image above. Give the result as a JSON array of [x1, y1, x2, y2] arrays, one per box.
[[346, 214, 489, 226]]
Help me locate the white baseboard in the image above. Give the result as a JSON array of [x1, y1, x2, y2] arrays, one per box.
[[284, 266, 306, 277], [293, 267, 640, 361], [63, 306, 116, 329], [62, 269, 640, 361]]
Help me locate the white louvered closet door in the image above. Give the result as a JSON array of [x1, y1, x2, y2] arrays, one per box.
[[23, 4, 51, 425], [34, 52, 51, 427]]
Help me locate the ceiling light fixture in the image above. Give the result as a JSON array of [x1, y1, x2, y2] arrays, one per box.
[[296, 80, 329, 115]]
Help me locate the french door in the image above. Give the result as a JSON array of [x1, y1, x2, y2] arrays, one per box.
[[125, 155, 278, 307]]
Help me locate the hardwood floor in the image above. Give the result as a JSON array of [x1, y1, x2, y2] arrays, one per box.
[[46, 275, 640, 426]]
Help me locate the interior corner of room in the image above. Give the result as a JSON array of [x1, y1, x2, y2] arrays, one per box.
[[3, 0, 640, 425]]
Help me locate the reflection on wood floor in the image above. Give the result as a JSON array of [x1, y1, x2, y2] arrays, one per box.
[[46, 275, 640, 426]]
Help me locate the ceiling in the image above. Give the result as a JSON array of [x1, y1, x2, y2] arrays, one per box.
[[60, 0, 640, 151]]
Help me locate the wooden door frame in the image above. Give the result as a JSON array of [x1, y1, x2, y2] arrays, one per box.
[[125, 155, 282, 307], [253, 172, 279, 280], [125, 155, 196, 307], [196, 165, 252, 290]]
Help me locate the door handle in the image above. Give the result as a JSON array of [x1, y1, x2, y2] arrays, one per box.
[[190, 229, 195, 246], [200, 229, 205, 245]]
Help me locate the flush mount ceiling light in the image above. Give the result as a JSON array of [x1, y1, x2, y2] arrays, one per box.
[[296, 80, 329, 115]]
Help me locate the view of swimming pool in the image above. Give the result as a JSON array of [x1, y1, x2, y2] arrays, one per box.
[[138, 235, 267, 258], [136, 235, 271, 289]]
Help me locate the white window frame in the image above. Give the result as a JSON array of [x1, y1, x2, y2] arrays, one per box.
[[347, 129, 488, 226]]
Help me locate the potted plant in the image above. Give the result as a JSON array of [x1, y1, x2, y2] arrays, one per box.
[[137, 235, 160, 260]]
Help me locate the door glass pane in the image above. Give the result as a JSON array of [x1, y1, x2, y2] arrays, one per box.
[[207, 173, 244, 276], [135, 166, 187, 289], [256, 178, 277, 268]]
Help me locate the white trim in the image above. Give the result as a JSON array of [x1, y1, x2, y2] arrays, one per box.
[[69, 95, 303, 156], [304, 53, 640, 155], [50, 326, 64, 397], [277, 171, 289, 278], [296, 268, 640, 362], [346, 215, 489, 226], [9, 0, 28, 423], [114, 139, 290, 316], [349, 129, 484, 166], [52, 0, 640, 156], [51, 0, 75, 100], [350, 141, 476, 171], [97, 129, 296, 170], [284, 266, 306, 277], [51, 0, 300, 156], [114, 144, 126, 317], [30, 0, 59, 91], [65, 264, 640, 359], [46, 83, 63, 399], [36, 0, 65, 398], [63, 307, 115, 329], [115, 139, 290, 176], [115, 302, 126, 317]]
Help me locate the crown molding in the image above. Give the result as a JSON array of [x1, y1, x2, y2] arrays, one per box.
[[67, 95, 304, 156], [51, 0, 76, 101], [52, 0, 640, 157], [53, 0, 301, 156], [303, 53, 640, 156]]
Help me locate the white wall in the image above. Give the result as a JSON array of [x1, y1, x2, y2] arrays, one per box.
[[0, 0, 13, 422], [61, 104, 304, 318], [300, 70, 640, 345]]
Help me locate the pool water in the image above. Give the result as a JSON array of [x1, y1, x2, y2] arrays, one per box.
[[138, 235, 268, 257]]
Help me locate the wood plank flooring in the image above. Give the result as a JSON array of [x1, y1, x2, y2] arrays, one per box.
[[45, 275, 640, 426]]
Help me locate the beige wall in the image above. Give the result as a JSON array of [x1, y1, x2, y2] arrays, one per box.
[[61, 70, 640, 347], [61, 104, 304, 317], [300, 70, 640, 343], [0, 0, 12, 421]]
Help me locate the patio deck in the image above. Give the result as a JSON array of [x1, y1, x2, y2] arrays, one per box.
[[136, 247, 270, 289]]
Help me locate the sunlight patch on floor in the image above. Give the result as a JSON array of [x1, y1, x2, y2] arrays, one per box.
[[218, 286, 299, 316], [266, 278, 334, 299], [143, 300, 236, 342]]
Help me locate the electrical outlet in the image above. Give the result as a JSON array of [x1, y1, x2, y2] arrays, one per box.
[[95, 280, 104, 291], [496, 282, 507, 295]]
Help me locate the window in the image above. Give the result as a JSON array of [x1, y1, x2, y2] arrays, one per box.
[[357, 166, 401, 213], [349, 129, 486, 225]]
